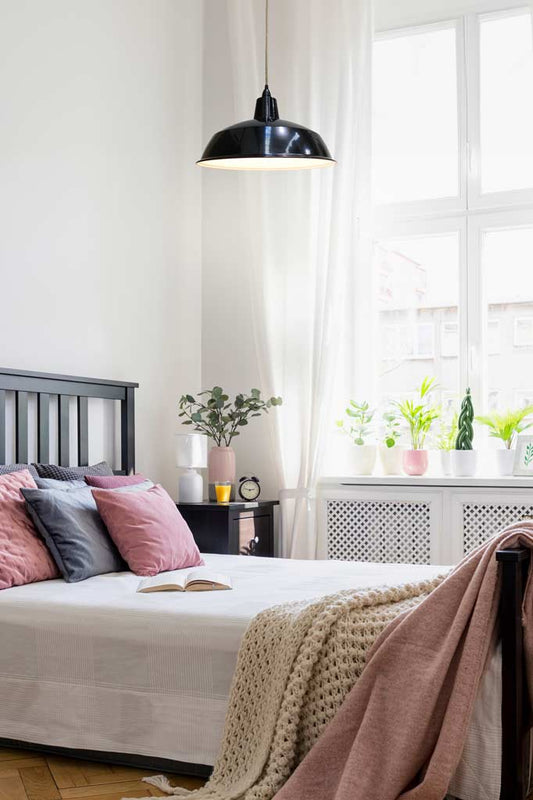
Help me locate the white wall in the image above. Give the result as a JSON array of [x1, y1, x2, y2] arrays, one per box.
[[0, 0, 204, 492], [201, 1, 280, 500]]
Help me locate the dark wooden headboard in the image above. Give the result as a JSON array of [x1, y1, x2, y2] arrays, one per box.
[[0, 368, 138, 474]]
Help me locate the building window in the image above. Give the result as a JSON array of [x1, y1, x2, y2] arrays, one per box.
[[372, 6, 533, 413], [514, 317, 533, 347]]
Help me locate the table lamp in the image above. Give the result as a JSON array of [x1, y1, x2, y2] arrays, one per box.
[[176, 433, 208, 503]]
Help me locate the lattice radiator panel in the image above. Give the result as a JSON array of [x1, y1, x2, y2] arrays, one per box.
[[462, 503, 533, 554], [326, 500, 432, 564]]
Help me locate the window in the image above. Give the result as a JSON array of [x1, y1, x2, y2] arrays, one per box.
[[372, 6, 533, 414], [514, 318, 533, 347]]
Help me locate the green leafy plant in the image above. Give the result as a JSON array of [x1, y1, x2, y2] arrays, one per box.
[[336, 400, 375, 446], [524, 443, 533, 467], [436, 412, 458, 452], [476, 405, 533, 449], [395, 376, 440, 450], [382, 409, 401, 448], [178, 388, 282, 447], [455, 388, 474, 451]]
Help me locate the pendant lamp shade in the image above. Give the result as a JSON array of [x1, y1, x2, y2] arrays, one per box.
[[197, 0, 335, 171], [198, 87, 335, 171]]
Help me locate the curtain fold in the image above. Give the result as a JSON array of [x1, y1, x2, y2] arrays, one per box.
[[227, 0, 373, 558]]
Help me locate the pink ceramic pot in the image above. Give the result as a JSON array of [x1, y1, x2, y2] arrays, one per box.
[[403, 449, 429, 476], [208, 446, 236, 500]]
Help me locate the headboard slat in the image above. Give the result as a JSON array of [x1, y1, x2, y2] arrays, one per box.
[[0, 391, 5, 463], [58, 396, 70, 467], [121, 387, 135, 476], [15, 392, 29, 464], [77, 396, 89, 467], [38, 394, 50, 463]]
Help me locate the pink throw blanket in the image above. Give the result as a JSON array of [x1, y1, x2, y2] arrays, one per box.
[[275, 522, 533, 800]]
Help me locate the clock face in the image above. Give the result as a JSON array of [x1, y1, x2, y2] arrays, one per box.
[[239, 479, 260, 501]]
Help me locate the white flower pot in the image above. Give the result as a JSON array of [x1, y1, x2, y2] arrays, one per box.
[[352, 444, 377, 476], [496, 448, 515, 476], [379, 445, 404, 475], [451, 450, 478, 477], [440, 451, 452, 476]]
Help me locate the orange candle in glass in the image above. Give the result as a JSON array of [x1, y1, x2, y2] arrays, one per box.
[[215, 482, 231, 504]]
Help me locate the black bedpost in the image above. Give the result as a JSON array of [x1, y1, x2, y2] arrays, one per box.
[[121, 386, 135, 474], [497, 547, 530, 800]]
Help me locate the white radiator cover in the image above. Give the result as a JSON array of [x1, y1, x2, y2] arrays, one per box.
[[317, 477, 533, 565]]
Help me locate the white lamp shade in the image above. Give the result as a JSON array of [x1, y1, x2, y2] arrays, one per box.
[[176, 433, 208, 468]]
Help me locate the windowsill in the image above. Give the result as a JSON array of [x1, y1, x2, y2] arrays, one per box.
[[318, 475, 533, 488]]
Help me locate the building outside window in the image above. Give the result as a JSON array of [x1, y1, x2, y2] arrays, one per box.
[[372, 4, 533, 414]]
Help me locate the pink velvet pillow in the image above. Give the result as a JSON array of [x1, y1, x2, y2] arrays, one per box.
[[0, 469, 59, 589], [85, 474, 147, 488], [92, 484, 204, 576]]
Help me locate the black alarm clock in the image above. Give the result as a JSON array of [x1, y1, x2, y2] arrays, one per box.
[[238, 476, 261, 501]]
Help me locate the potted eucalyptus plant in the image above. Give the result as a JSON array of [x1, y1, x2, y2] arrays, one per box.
[[476, 405, 533, 476], [379, 409, 403, 475], [395, 377, 440, 476], [336, 400, 376, 475], [179, 388, 282, 499], [451, 388, 477, 476]]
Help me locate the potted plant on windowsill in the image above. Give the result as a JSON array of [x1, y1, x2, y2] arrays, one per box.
[[336, 400, 376, 475], [476, 405, 533, 476], [379, 409, 403, 475], [452, 388, 477, 476], [436, 412, 458, 476], [395, 377, 440, 477], [178, 388, 282, 500]]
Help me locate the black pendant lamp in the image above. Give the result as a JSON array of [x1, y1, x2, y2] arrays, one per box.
[[197, 0, 335, 171]]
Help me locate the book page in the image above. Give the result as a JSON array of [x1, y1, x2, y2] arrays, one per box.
[[137, 571, 187, 593]]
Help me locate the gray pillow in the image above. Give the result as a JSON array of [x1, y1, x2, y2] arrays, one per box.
[[35, 478, 87, 491], [21, 480, 154, 582], [0, 463, 38, 477], [33, 462, 113, 481], [21, 485, 125, 582]]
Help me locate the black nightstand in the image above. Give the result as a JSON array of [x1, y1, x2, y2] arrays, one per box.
[[177, 500, 279, 557]]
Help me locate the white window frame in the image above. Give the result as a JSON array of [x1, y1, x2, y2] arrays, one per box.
[[373, 2, 533, 413]]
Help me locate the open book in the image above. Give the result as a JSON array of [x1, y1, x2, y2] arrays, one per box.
[[137, 567, 232, 593]]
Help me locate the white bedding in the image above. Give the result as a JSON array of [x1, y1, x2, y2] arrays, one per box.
[[0, 553, 499, 799]]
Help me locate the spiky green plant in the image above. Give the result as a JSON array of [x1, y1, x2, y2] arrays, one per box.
[[395, 376, 440, 450], [336, 400, 375, 446], [455, 388, 474, 450], [476, 405, 533, 449]]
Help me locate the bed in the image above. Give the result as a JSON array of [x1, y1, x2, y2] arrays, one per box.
[[0, 368, 529, 800]]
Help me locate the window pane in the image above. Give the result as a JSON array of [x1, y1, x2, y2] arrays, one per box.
[[373, 25, 459, 204], [484, 226, 533, 409], [374, 233, 460, 405], [480, 11, 533, 193]]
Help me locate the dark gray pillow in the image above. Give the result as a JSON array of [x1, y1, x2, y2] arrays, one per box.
[[33, 461, 113, 481], [0, 463, 38, 477], [21, 485, 125, 582]]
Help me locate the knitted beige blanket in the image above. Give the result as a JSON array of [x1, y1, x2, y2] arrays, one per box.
[[128, 576, 444, 800]]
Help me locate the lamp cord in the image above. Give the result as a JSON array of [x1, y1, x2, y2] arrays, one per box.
[[264, 0, 269, 85]]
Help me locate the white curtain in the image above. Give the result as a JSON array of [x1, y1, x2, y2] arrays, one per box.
[[227, 0, 373, 558]]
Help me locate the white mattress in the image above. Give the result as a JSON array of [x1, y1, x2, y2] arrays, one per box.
[[0, 554, 499, 799]]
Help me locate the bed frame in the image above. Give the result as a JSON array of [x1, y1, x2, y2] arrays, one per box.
[[0, 368, 529, 795], [0, 367, 137, 473]]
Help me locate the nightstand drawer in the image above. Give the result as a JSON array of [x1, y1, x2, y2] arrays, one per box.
[[237, 514, 273, 556]]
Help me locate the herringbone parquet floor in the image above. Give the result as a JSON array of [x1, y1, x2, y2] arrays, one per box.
[[0, 747, 205, 799]]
